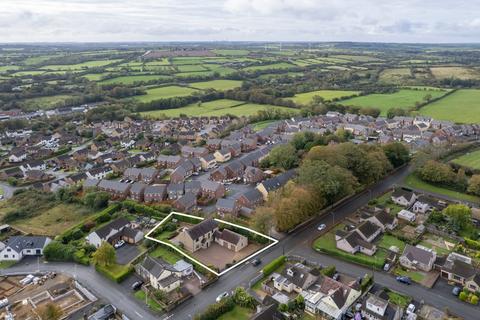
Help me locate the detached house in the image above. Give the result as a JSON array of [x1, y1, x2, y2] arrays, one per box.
[[399, 244, 436, 272], [438, 253, 480, 292], [272, 263, 319, 294], [391, 189, 417, 207], [366, 211, 398, 231], [361, 294, 402, 320], [177, 219, 219, 253], [336, 230, 377, 256], [136, 256, 182, 293], [86, 217, 143, 248], [0, 236, 51, 262], [8, 149, 27, 163]]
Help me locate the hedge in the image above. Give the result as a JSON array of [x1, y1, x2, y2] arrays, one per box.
[[316, 247, 385, 269], [465, 238, 480, 250], [262, 255, 286, 276], [121, 200, 170, 218], [194, 297, 235, 320], [321, 265, 336, 277], [95, 263, 133, 283]]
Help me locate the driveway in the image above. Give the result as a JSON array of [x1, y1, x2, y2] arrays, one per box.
[[115, 244, 140, 265]]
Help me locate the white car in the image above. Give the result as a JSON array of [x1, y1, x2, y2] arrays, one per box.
[[317, 224, 326, 231], [216, 291, 229, 302], [406, 303, 415, 315], [114, 240, 125, 249]]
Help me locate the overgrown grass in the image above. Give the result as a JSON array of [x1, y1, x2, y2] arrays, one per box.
[[386, 289, 412, 308]]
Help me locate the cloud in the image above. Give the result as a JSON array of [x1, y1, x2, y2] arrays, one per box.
[[0, 0, 478, 42]]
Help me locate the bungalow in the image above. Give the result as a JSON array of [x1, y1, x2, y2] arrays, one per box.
[[8, 150, 27, 163], [24, 170, 50, 182], [214, 148, 232, 163], [1, 167, 24, 179], [366, 211, 398, 231], [97, 180, 131, 198], [399, 244, 436, 272], [361, 294, 402, 320], [439, 253, 480, 292], [21, 160, 46, 172], [336, 230, 377, 256], [173, 193, 197, 212], [86, 217, 144, 248], [356, 221, 382, 242], [0, 236, 51, 261], [412, 195, 444, 214], [177, 219, 219, 253], [214, 229, 248, 252], [391, 189, 417, 207], [136, 256, 182, 293], [144, 184, 167, 203], [397, 209, 416, 222]]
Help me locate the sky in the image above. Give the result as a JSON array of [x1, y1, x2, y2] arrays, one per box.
[[1, 0, 480, 43]]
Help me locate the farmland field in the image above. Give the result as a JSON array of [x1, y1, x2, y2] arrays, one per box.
[[82, 73, 110, 81], [213, 49, 250, 56], [340, 89, 448, 116], [141, 99, 299, 118], [41, 59, 123, 71], [11, 70, 46, 76], [0, 65, 20, 72], [288, 90, 360, 104], [451, 149, 480, 170], [431, 66, 480, 80], [242, 62, 295, 71], [379, 68, 412, 83], [99, 74, 172, 85], [176, 64, 208, 72], [20, 94, 77, 110], [134, 86, 198, 102], [188, 80, 242, 90], [420, 89, 480, 123]]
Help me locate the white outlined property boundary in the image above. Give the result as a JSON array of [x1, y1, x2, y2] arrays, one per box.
[[145, 212, 279, 276]]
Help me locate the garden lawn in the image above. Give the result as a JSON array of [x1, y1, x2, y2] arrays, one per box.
[[134, 290, 164, 313], [141, 100, 299, 118], [403, 174, 480, 203], [289, 90, 360, 104], [450, 149, 480, 170], [217, 306, 252, 320], [134, 86, 198, 102], [420, 89, 480, 123], [313, 225, 387, 269], [375, 192, 404, 215], [252, 120, 277, 131], [150, 245, 183, 264], [99, 75, 172, 85], [386, 290, 412, 308], [394, 267, 425, 283], [188, 80, 242, 90], [340, 89, 447, 116], [378, 235, 406, 252]]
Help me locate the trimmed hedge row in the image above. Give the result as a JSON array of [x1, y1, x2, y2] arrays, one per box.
[[316, 247, 385, 269], [262, 255, 286, 276], [121, 200, 171, 218], [95, 264, 133, 283], [193, 296, 235, 320]]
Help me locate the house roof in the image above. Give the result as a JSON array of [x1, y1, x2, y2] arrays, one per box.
[[144, 184, 166, 195], [214, 229, 243, 245], [216, 198, 236, 210], [260, 170, 296, 192], [94, 217, 130, 239], [357, 221, 381, 239], [344, 231, 374, 250], [4, 236, 50, 253], [98, 179, 131, 193], [392, 189, 415, 201], [130, 182, 147, 193], [240, 188, 263, 203], [186, 219, 218, 241], [402, 244, 435, 266], [374, 211, 395, 226], [201, 180, 222, 192], [175, 193, 197, 209], [140, 256, 177, 278]]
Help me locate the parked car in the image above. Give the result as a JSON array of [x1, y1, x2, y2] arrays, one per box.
[[251, 258, 261, 266], [383, 263, 390, 271], [216, 291, 229, 302], [131, 281, 143, 291], [114, 240, 125, 249], [317, 223, 326, 231], [395, 276, 411, 285], [406, 303, 415, 314], [452, 286, 461, 296]]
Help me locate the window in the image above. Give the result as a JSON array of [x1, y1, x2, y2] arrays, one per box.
[[3, 255, 7, 258], [6, 248, 10, 252]]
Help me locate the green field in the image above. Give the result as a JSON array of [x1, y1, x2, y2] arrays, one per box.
[[403, 174, 480, 203], [134, 86, 198, 102], [217, 306, 252, 320], [141, 99, 299, 118], [176, 64, 207, 72], [213, 49, 250, 56], [41, 59, 123, 70], [11, 70, 46, 76], [21, 94, 76, 110], [242, 62, 295, 72], [82, 73, 110, 81], [188, 80, 242, 90], [340, 89, 447, 116], [451, 149, 480, 169], [0, 65, 20, 72], [420, 89, 480, 123], [99, 75, 172, 85], [289, 90, 360, 104]]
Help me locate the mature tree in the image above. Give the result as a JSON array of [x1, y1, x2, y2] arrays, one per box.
[[84, 191, 110, 210], [267, 144, 298, 170], [417, 160, 456, 186], [467, 175, 480, 196], [456, 168, 468, 191], [382, 142, 410, 168], [92, 242, 116, 267], [444, 204, 472, 231], [251, 207, 274, 234], [386, 107, 407, 119], [38, 303, 63, 320]]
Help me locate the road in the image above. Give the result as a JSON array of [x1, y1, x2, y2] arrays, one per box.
[[166, 164, 479, 320], [2, 259, 157, 320]]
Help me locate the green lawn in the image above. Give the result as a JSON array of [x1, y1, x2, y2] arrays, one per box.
[[134, 86, 198, 102], [187, 80, 242, 90], [375, 192, 404, 215], [403, 174, 480, 203], [217, 306, 252, 320], [141, 100, 299, 118], [386, 290, 412, 308], [150, 245, 183, 264], [0, 261, 17, 269], [134, 290, 164, 313], [420, 89, 480, 123], [450, 149, 480, 170], [289, 90, 360, 105], [394, 267, 425, 283], [252, 120, 277, 131], [377, 235, 406, 252], [340, 89, 448, 116], [99, 75, 172, 85]]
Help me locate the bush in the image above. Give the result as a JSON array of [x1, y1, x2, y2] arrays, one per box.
[[122, 200, 170, 217], [81, 221, 96, 233], [262, 256, 286, 276], [470, 294, 479, 305], [193, 297, 235, 320], [465, 238, 480, 250], [43, 241, 76, 261], [316, 247, 385, 269], [96, 212, 111, 223], [361, 274, 374, 292], [95, 264, 133, 283], [459, 291, 468, 301], [321, 265, 336, 277], [233, 288, 256, 309]]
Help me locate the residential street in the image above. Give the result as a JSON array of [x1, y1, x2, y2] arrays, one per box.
[[3, 164, 479, 320]]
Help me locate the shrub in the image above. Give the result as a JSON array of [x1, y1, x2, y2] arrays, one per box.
[[470, 294, 479, 305], [193, 297, 235, 320], [459, 291, 468, 301], [43, 241, 76, 261], [465, 238, 480, 250], [233, 287, 256, 309], [95, 264, 133, 283], [361, 274, 374, 292], [321, 265, 336, 277], [262, 256, 286, 276], [96, 213, 111, 223], [81, 221, 96, 233]]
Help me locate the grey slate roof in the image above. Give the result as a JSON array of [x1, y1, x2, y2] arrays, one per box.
[[186, 219, 218, 240], [5, 236, 50, 253]]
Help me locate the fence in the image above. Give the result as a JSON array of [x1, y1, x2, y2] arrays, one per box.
[[425, 225, 464, 243], [75, 281, 97, 302]]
